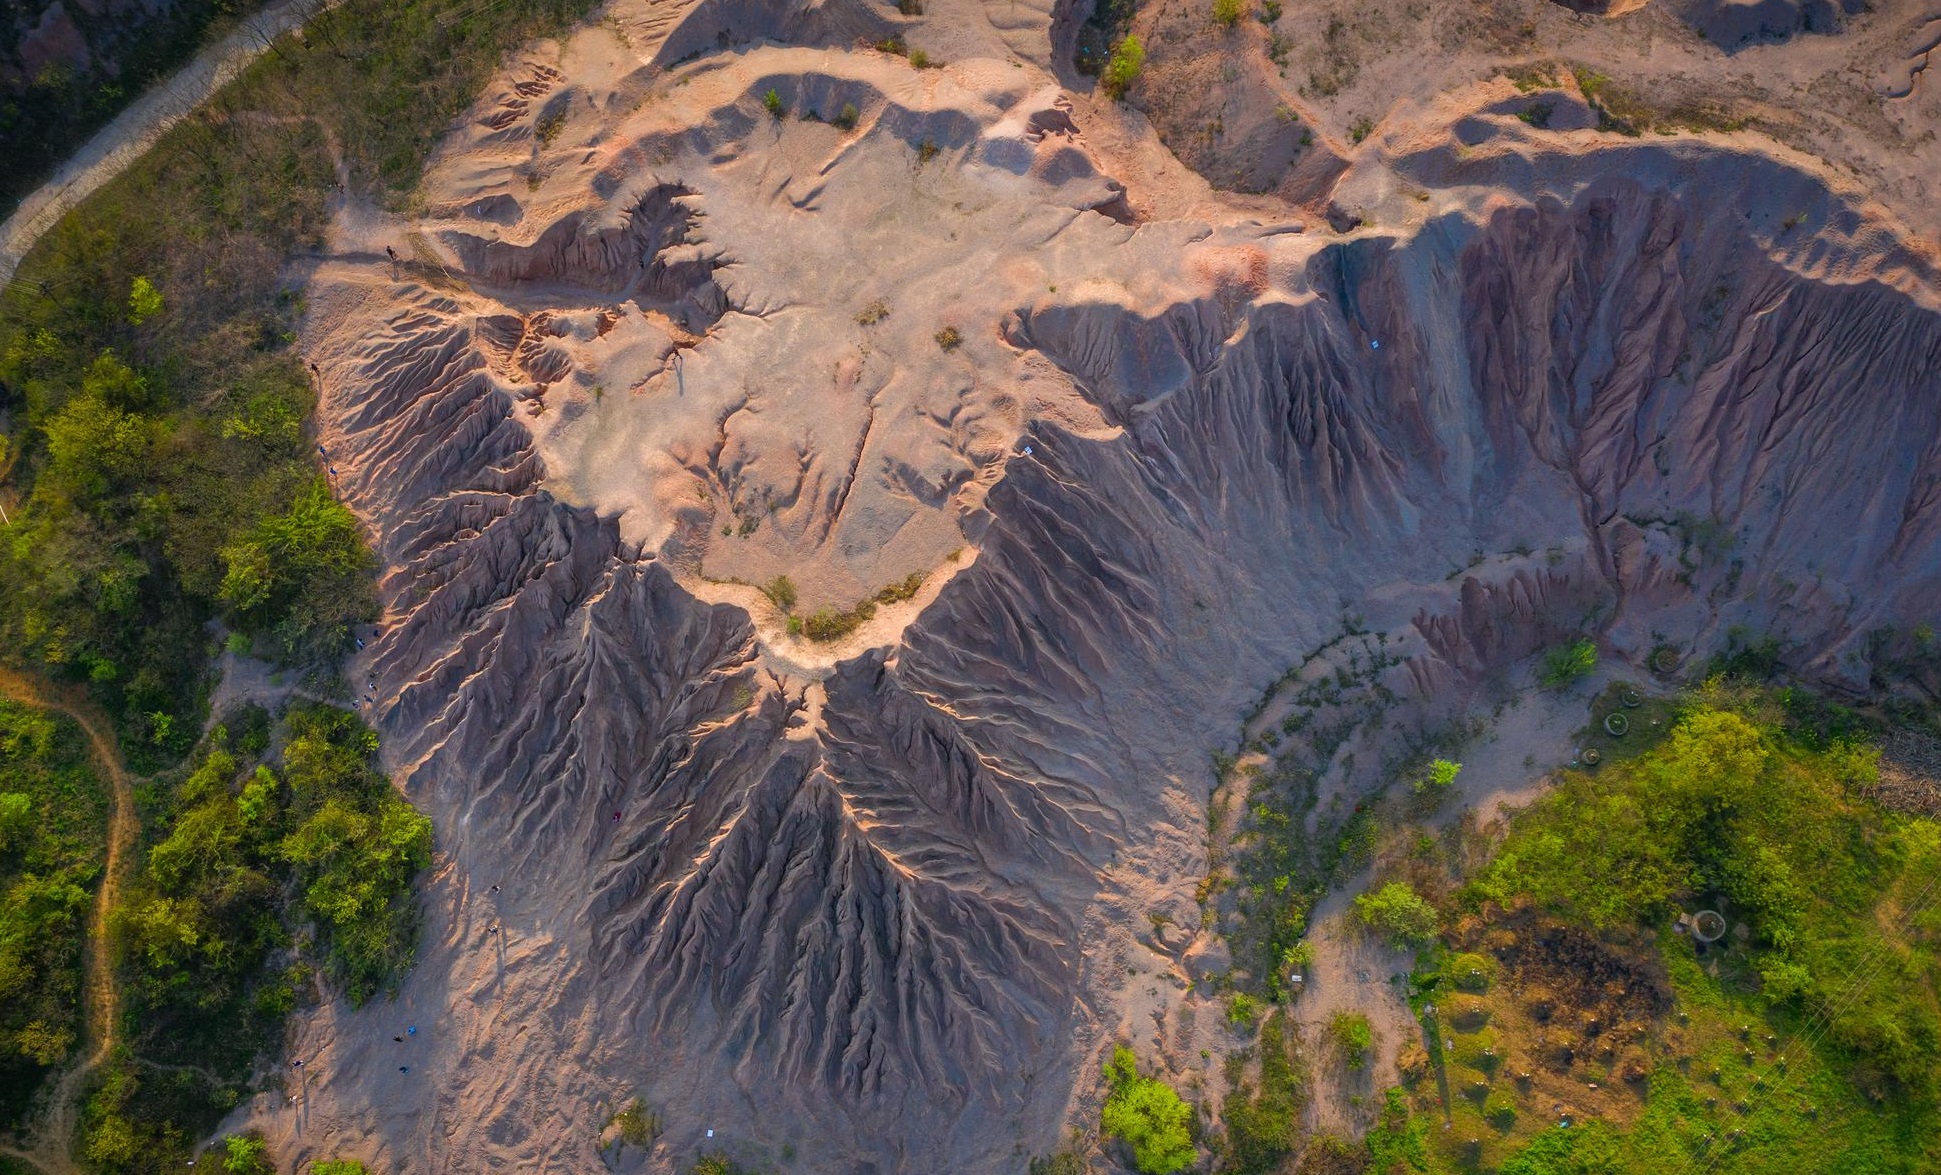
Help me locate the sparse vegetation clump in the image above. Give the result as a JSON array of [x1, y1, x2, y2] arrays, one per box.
[[793, 604, 870, 641], [763, 575, 798, 612], [1028, 1152, 1086, 1175], [1328, 1010, 1373, 1069], [1568, 64, 1747, 136], [1538, 638, 1598, 687], [763, 88, 784, 118], [935, 325, 963, 351], [608, 1097, 661, 1145], [1213, 0, 1246, 28], [1218, 1010, 1303, 1173], [535, 106, 567, 144], [856, 298, 891, 325], [1100, 1045, 1196, 1175], [1101, 35, 1146, 100], [874, 570, 925, 604]]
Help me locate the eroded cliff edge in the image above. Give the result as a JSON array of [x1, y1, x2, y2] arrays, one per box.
[[264, 7, 1941, 1170]]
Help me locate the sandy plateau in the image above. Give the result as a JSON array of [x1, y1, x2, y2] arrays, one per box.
[[232, 0, 1941, 1168]]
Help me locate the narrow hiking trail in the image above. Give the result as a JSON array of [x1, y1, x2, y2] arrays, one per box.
[[0, 0, 344, 288], [0, 668, 137, 1175]]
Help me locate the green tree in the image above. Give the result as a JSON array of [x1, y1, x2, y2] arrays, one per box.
[[1102, 35, 1145, 100], [39, 393, 153, 500], [222, 1133, 274, 1175], [1353, 881, 1438, 945], [1415, 758, 1461, 794], [313, 1163, 370, 1175], [80, 351, 153, 412], [218, 478, 374, 658], [127, 277, 164, 326], [1213, 0, 1245, 26], [1100, 1045, 1195, 1174]]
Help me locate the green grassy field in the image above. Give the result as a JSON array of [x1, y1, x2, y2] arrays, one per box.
[[1373, 685, 1941, 1173]]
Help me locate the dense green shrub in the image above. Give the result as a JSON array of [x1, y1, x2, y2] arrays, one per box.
[[1415, 757, 1461, 794], [1101, 1045, 1195, 1175], [88, 704, 429, 1169], [1354, 880, 1438, 945], [0, 700, 106, 1130], [0, 0, 600, 756], [222, 1134, 275, 1175], [1101, 35, 1145, 100]]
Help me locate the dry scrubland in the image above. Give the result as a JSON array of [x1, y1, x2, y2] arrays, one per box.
[[2, 0, 1941, 1170]]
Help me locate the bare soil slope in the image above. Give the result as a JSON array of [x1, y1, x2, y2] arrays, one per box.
[[236, 0, 1941, 1170]]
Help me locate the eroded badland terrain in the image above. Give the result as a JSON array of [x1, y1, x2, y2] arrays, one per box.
[[6, 0, 1941, 1169]]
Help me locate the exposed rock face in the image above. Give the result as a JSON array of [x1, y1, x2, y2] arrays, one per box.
[[266, 4, 1941, 1172]]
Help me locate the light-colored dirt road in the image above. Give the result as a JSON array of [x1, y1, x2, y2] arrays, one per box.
[[0, 0, 341, 288], [0, 668, 137, 1175]]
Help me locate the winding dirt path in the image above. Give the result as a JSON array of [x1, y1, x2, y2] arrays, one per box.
[[0, 668, 137, 1175], [0, 0, 344, 288]]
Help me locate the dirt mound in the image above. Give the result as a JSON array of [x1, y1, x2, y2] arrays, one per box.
[[237, 0, 1941, 1170]]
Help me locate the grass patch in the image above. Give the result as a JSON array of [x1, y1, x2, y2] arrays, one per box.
[[1538, 638, 1597, 688], [1218, 1010, 1305, 1173], [786, 571, 926, 641], [1570, 64, 1748, 136], [1329, 1010, 1373, 1070], [1374, 685, 1941, 1171]]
